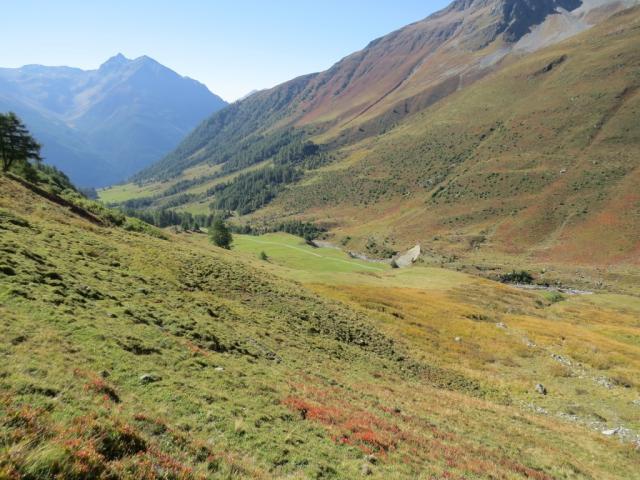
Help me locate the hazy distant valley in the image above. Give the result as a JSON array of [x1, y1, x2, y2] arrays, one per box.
[[0, 54, 226, 186]]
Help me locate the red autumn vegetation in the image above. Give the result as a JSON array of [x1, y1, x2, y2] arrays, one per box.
[[282, 387, 554, 479], [75, 368, 121, 403], [283, 395, 400, 454]]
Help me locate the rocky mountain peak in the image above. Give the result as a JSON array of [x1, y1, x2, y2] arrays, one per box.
[[99, 53, 130, 71]]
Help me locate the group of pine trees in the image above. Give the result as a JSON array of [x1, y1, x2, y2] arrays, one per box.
[[123, 128, 332, 219], [136, 127, 305, 182], [122, 134, 330, 215], [212, 164, 301, 214], [210, 139, 330, 215], [0, 112, 77, 194], [232, 220, 325, 241], [122, 208, 230, 231]]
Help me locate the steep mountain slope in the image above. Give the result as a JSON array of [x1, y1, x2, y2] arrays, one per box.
[[3, 174, 640, 479], [267, 6, 640, 269], [136, 0, 635, 182], [0, 55, 226, 186]]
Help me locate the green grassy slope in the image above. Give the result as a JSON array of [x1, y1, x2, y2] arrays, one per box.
[[0, 176, 409, 478], [234, 233, 388, 276], [2, 175, 640, 479]]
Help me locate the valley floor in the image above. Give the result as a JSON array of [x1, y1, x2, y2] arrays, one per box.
[[2, 176, 640, 479], [231, 232, 640, 442]]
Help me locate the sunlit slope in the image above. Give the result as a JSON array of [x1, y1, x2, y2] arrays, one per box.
[[233, 232, 640, 474], [136, 0, 634, 184], [264, 7, 640, 268], [2, 176, 640, 478], [233, 233, 388, 276]]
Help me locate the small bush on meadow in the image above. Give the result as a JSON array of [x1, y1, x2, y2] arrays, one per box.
[[499, 270, 534, 284]]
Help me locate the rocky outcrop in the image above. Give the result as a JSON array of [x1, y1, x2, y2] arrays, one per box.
[[394, 245, 422, 268]]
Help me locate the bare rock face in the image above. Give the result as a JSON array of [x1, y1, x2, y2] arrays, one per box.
[[442, 0, 584, 49], [498, 0, 583, 42]]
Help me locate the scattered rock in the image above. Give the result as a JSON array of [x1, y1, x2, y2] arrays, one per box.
[[535, 383, 547, 395], [454, 337, 462, 343], [361, 464, 373, 476], [139, 374, 162, 384], [10, 335, 27, 345], [364, 454, 377, 465], [214, 367, 224, 372], [530, 55, 568, 77], [530, 404, 548, 414], [551, 354, 572, 366], [496, 322, 507, 329], [602, 427, 620, 436], [595, 377, 614, 390], [559, 412, 579, 422], [632, 399, 640, 407], [76, 285, 104, 300]]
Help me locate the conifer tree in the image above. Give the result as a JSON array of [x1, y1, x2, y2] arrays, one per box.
[[0, 112, 42, 172], [209, 219, 233, 249]]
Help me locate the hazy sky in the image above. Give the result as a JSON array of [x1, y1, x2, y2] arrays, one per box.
[[4, 1, 450, 101]]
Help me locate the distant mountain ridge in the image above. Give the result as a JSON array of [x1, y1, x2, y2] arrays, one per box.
[[0, 54, 227, 186]]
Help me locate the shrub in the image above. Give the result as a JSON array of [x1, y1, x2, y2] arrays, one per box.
[[544, 291, 566, 304], [209, 219, 233, 249], [499, 270, 534, 284]]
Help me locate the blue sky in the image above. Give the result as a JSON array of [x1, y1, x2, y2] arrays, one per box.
[[4, 1, 450, 101]]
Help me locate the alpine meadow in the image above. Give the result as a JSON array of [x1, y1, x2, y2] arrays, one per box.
[[1, 1, 640, 479]]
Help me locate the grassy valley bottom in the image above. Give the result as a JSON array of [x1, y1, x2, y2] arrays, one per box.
[[1, 175, 639, 479]]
